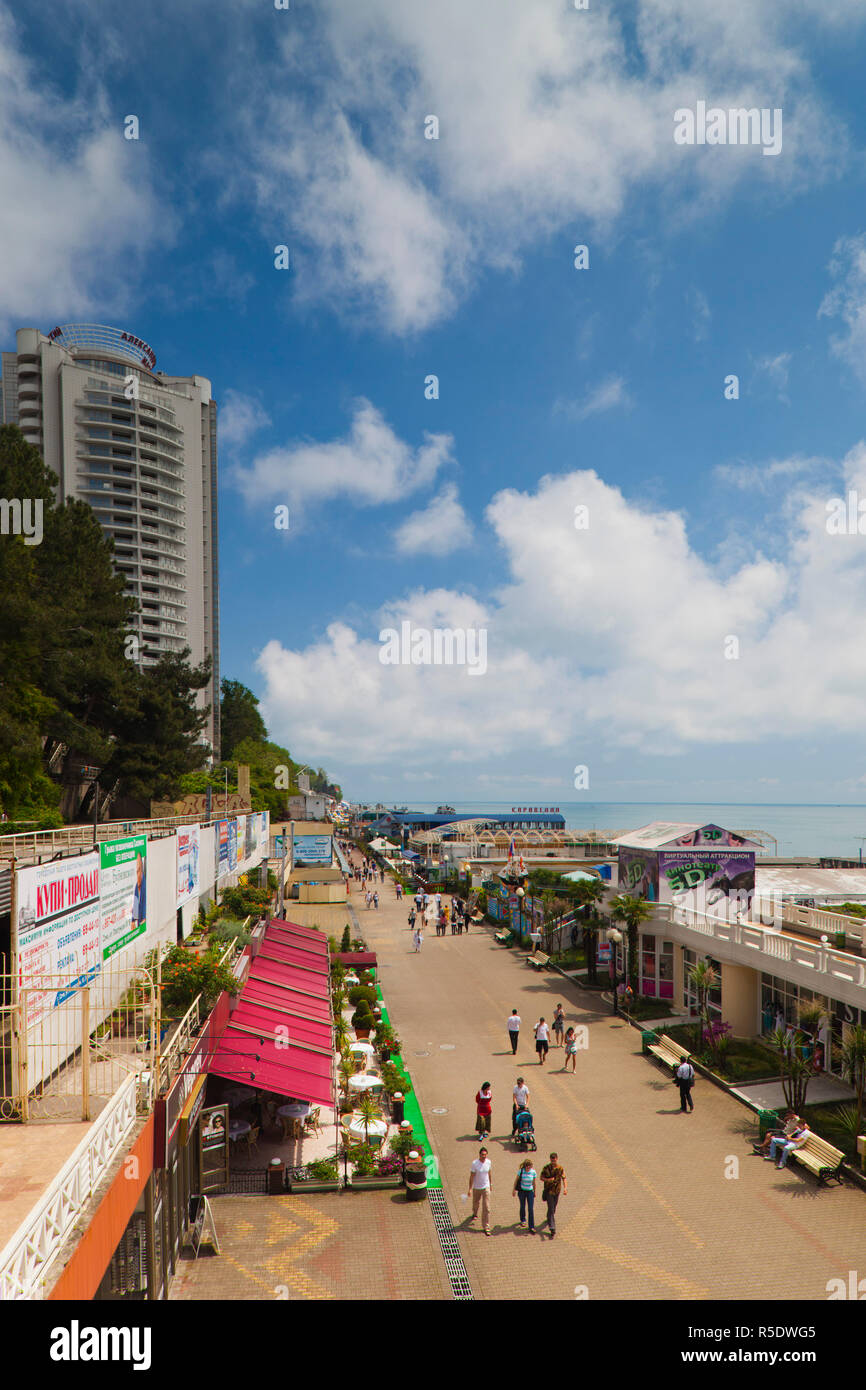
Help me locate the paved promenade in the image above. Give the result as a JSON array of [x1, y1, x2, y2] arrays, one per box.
[[176, 857, 866, 1300]]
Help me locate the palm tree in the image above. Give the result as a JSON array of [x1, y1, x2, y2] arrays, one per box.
[[609, 893, 653, 996], [355, 1088, 383, 1146], [575, 880, 607, 983], [687, 959, 718, 1057], [838, 1024, 866, 1134], [768, 1003, 826, 1112]]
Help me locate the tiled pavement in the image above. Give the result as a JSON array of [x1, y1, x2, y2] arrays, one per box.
[[174, 858, 866, 1300]]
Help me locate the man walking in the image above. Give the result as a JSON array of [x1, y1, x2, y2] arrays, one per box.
[[675, 1055, 695, 1112], [535, 1017, 550, 1066], [467, 1148, 493, 1236], [540, 1153, 567, 1239], [507, 1009, 521, 1055]]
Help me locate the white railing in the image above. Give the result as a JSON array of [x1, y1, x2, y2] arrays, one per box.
[[0, 1073, 139, 1300], [781, 902, 864, 943], [667, 907, 866, 989]]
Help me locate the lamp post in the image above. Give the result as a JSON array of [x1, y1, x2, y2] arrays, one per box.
[[607, 927, 623, 1016], [516, 886, 525, 942]]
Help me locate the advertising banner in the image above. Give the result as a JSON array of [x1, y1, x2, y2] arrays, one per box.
[[228, 820, 239, 872], [176, 824, 201, 908], [245, 814, 256, 861], [617, 847, 660, 902], [259, 811, 268, 853], [292, 834, 332, 867], [658, 850, 755, 908], [15, 852, 101, 1029], [215, 820, 229, 880], [665, 824, 755, 850], [101, 835, 148, 960]]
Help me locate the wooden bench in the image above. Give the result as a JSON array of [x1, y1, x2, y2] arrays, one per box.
[[644, 1032, 691, 1071], [494, 930, 512, 945], [527, 952, 550, 971], [784, 1132, 846, 1187]]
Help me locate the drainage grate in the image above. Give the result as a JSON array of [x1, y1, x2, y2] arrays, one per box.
[[428, 1189, 474, 1301]]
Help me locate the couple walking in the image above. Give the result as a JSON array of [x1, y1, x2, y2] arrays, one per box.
[[467, 1149, 568, 1238]]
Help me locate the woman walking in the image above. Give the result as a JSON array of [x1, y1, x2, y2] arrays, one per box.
[[512, 1158, 537, 1232], [563, 1027, 578, 1072], [535, 1017, 550, 1066], [552, 1004, 565, 1047], [412, 927, 423, 953], [474, 1082, 493, 1143]]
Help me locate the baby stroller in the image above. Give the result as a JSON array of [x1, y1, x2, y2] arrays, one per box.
[[513, 1107, 537, 1152]]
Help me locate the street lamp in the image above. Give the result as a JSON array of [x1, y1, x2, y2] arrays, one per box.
[[516, 886, 525, 942], [607, 927, 623, 1016]]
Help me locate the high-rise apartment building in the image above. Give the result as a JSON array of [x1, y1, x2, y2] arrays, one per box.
[[1, 324, 220, 757]]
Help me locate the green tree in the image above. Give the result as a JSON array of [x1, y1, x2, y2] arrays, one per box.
[[574, 879, 607, 983], [838, 1024, 866, 1135], [103, 649, 212, 805], [220, 679, 267, 760], [687, 959, 718, 1056], [609, 893, 653, 995]]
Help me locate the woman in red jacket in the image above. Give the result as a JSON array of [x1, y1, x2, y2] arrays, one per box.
[[475, 1082, 493, 1143]]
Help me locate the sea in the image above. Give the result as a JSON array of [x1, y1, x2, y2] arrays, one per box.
[[394, 803, 866, 861]]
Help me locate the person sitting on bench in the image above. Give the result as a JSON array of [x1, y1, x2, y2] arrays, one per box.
[[753, 1110, 800, 1156], [769, 1123, 810, 1170]]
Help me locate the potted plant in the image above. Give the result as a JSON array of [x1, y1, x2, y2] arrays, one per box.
[[375, 1022, 399, 1062], [287, 1158, 340, 1193], [351, 1003, 375, 1039], [347, 984, 378, 1010]]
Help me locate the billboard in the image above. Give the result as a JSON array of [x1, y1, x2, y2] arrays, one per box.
[[658, 849, 755, 909], [245, 814, 256, 861], [228, 820, 239, 872], [617, 847, 660, 902], [15, 852, 101, 1029], [292, 834, 332, 867], [665, 824, 755, 850], [259, 811, 268, 852], [177, 824, 201, 908], [101, 835, 148, 961], [215, 820, 229, 879]]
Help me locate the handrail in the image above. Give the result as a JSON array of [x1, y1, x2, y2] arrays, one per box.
[[0, 808, 258, 862]]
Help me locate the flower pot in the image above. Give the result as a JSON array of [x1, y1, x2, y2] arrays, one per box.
[[350, 1174, 403, 1191], [287, 1178, 341, 1194]]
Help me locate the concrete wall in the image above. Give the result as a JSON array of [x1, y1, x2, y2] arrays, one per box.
[[721, 961, 760, 1036]]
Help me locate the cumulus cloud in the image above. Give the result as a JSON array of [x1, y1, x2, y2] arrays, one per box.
[[394, 484, 473, 556], [231, 399, 454, 513], [218, 390, 271, 450], [0, 6, 167, 332], [752, 351, 793, 402], [233, 0, 860, 333], [255, 443, 866, 772]]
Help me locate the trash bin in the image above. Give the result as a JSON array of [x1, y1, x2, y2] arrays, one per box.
[[404, 1152, 428, 1202], [268, 1158, 285, 1194], [757, 1109, 781, 1140], [392, 1092, 405, 1126]]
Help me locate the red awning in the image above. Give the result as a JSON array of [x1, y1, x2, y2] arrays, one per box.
[[207, 922, 334, 1107]]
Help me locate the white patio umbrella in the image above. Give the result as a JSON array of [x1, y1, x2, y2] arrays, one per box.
[[344, 1114, 388, 1143], [347, 1072, 384, 1094], [349, 1041, 375, 1060]]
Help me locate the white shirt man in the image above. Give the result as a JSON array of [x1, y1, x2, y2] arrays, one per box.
[[675, 1058, 695, 1112], [507, 1010, 521, 1056], [512, 1079, 530, 1137], [467, 1150, 492, 1235]]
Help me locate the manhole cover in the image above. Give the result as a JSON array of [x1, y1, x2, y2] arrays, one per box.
[[414, 1050, 431, 1057], [439, 1044, 456, 1050], [431, 1107, 448, 1114]]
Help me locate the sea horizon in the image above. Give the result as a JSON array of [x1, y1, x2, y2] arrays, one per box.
[[354, 801, 866, 861]]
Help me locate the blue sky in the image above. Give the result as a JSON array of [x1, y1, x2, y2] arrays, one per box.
[[5, 1, 866, 803]]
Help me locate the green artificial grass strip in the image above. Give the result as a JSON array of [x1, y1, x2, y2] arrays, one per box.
[[377, 987, 441, 1188]]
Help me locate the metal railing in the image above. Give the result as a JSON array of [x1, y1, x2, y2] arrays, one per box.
[[0, 807, 255, 863]]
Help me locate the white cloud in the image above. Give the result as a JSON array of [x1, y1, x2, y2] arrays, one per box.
[[233, 0, 860, 333], [0, 7, 167, 333], [555, 376, 633, 421], [394, 484, 473, 556], [819, 233, 866, 381], [752, 351, 793, 401], [255, 442, 866, 771], [218, 390, 271, 450], [714, 455, 829, 491], [231, 399, 454, 514]]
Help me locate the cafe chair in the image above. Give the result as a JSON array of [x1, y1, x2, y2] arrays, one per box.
[[303, 1107, 323, 1137], [244, 1125, 260, 1156]]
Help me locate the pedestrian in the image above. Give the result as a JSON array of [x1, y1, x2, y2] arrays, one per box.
[[563, 1027, 578, 1072], [373, 891, 379, 910], [466, 1147, 493, 1236], [552, 1004, 565, 1046], [365, 889, 372, 910], [539, 1153, 567, 1239], [412, 927, 423, 952], [511, 1077, 529, 1137], [507, 1009, 521, 1055], [535, 1017, 549, 1066], [474, 1082, 493, 1142], [512, 1158, 537, 1232], [396, 882, 403, 899], [408, 907, 416, 930], [674, 1055, 695, 1112]]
